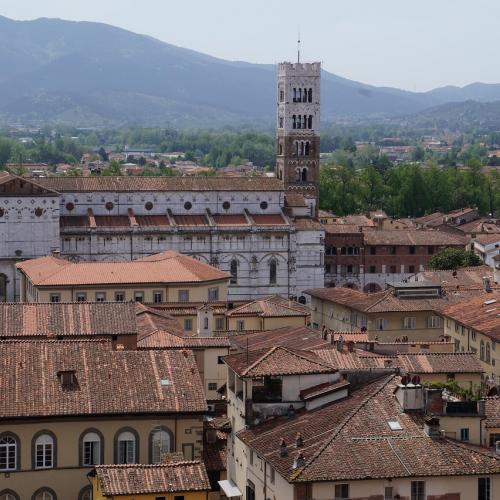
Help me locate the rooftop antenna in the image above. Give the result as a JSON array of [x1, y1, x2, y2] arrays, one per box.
[[297, 31, 301, 63]]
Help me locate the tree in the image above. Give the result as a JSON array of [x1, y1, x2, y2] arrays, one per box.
[[0, 138, 13, 168], [429, 248, 482, 270], [101, 160, 122, 176], [98, 147, 109, 161]]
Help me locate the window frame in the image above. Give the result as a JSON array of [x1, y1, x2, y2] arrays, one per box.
[[95, 291, 106, 302], [208, 287, 219, 301], [334, 483, 349, 499], [31, 488, 57, 500], [178, 289, 189, 303], [0, 432, 20, 472], [478, 477, 491, 500], [79, 428, 104, 467], [153, 291, 163, 304], [114, 291, 125, 302], [0, 490, 20, 500], [403, 316, 417, 329], [32, 430, 56, 470], [75, 292, 87, 302], [410, 480, 425, 500], [114, 428, 139, 464], [149, 427, 173, 464], [49, 293, 60, 303]]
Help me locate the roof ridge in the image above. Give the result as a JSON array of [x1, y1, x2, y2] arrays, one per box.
[[242, 345, 280, 376], [290, 374, 396, 482], [365, 290, 392, 312]]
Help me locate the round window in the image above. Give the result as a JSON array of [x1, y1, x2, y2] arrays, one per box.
[[105, 202, 114, 211], [66, 202, 75, 211], [184, 201, 192, 210], [145, 201, 154, 211], [34, 208, 44, 217], [0, 208, 4, 217], [222, 201, 231, 210], [260, 201, 268, 210]]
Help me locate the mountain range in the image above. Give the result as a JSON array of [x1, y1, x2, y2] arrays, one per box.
[[1, 16, 500, 127]]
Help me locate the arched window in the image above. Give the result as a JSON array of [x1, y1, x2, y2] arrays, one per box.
[[295, 142, 299, 156], [32, 489, 56, 500], [308, 88, 313, 102], [204, 317, 209, 329], [78, 486, 92, 500], [297, 115, 301, 129], [116, 430, 137, 464], [296, 168, 301, 182], [150, 429, 172, 463], [34, 432, 55, 469], [0, 433, 18, 471], [301, 168, 307, 182], [341, 247, 347, 256], [81, 430, 102, 466], [305, 142, 310, 156], [486, 343, 491, 364], [269, 258, 277, 285], [302, 88, 307, 102], [300, 142, 304, 156], [308, 115, 313, 129], [293, 88, 297, 102], [298, 88, 302, 101], [0, 490, 19, 500], [303, 115, 307, 128], [292, 115, 296, 129], [279, 143, 283, 155], [230, 259, 238, 285], [480, 340, 485, 361]]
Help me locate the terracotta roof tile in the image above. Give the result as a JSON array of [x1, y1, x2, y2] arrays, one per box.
[[0, 341, 207, 418], [226, 295, 310, 318], [223, 346, 335, 377], [362, 229, 467, 246], [212, 214, 248, 226], [251, 214, 288, 226], [238, 376, 500, 482], [94, 215, 130, 227], [95, 460, 210, 495], [415, 266, 497, 290], [442, 291, 500, 341], [0, 302, 137, 338], [173, 214, 209, 226], [484, 397, 500, 428], [229, 326, 333, 352], [396, 353, 484, 374], [475, 233, 500, 246], [284, 193, 307, 207], [36, 176, 283, 192], [135, 215, 171, 227], [17, 251, 229, 286]]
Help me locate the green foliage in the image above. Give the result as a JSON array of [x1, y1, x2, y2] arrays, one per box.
[[429, 248, 482, 270], [0, 137, 13, 167], [101, 160, 122, 176], [427, 380, 479, 401]]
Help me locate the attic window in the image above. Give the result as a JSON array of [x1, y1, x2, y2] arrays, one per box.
[[388, 420, 402, 431], [160, 379, 171, 386], [484, 299, 497, 305], [105, 202, 114, 211], [58, 370, 77, 389]]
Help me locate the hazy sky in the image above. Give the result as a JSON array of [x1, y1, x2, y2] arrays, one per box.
[[2, 0, 498, 92]]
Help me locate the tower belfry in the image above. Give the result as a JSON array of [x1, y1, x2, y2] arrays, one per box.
[[276, 55, 321, 213]]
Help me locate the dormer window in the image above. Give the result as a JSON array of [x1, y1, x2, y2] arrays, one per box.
[[57, 370, 77, 389]]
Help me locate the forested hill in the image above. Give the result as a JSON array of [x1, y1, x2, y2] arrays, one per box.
[[2, 16, 500, 127]]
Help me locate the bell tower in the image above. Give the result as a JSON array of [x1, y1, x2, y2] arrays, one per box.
[[276, 59, 321, 211]]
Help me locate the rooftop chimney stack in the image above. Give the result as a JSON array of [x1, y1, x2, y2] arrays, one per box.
[[483, 276, 492, 293], [336, 335, 344, 352], [424, 416, 441, 439], [295, 432, 304, 448], [293, 452, 306, 469], [280, 438, 288, 457]]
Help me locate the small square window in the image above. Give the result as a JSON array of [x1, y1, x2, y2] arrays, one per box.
[[95, 292, 106, 302], [134, 291, 144, 303], [178, 290, 189, 303], [208, 287, 219, 301], [460, 428, 469, 441], [334, 484, 349, 499], [236, 320, 245, 331], [215, 317, 225, 331], [184, 318, 193, 331], [409, 246, 416, 255], [115, 291, 125, 302], [217, 356, 225, 365], [153, 291, 163, 303], [76, 293, 86, 302], [50, 293, 60, 303], [208, 382, 218, 391]]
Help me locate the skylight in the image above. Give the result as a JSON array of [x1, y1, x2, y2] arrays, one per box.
[[484, 299, 497, 305], [160, 379, 171, 386], [388, 420, 402, 431]]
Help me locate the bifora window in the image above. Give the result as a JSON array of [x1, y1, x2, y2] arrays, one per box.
[[117, 431, 136, 464], [151, 429, 171, 464], [34, 433, 54, 469], [82, 431, 102, 466]]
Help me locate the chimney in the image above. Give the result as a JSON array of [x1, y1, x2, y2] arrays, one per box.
[[494, 257, 500, 284], [384, 359, 392, 368], [424, 387, 444, 415], [347, 341, 354, 353], [424, 416, 441, 438], [336, 335, 344, 352], [292, 452, 306, 469], [280, 438, 288, 457], [483, 276, 492, 293], [295, 432, 304, 448]]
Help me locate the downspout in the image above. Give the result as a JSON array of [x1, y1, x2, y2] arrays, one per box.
[[264, 459, 268, 500]]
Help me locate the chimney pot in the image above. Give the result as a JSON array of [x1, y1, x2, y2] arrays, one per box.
[[293, 452, 306, 469], [295, 432, 304, 448]]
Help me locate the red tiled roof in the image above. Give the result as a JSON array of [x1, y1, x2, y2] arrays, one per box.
[[60, 216, 89, 228], [396, 353, 484, 374], [285, 193, 307, 207], [314, 349, 390, 370], [0, 302, 137, 338], [17, 251, 229, 286], [36, 176, 284, 192], [442, 291, 500, 341], [475, 233, 500, 246], [94, 215, 130, 227], [299, 379, 350, 400], [226, 295, 310, 318], [323, 224, 362, 234], [223, 346, 335, 377], [251, 214, 288, 226], [238, 376, 500, 483], [484, 397, 500, 428], [135, 215, 171, 227], [362, 229, 466, 246], [94, 460, 211, 495], [230, 326, 334, 352], [0, 341, 207, 418], [212, 214, 248, 226], [415, 266, 497, 290], [173, 214, 209, 226]]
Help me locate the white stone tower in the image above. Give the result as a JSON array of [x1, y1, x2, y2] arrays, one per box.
[[276, 60, 321, 211]]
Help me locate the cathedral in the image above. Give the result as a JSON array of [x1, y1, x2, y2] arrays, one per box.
[[0, 60, 324, 302]]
